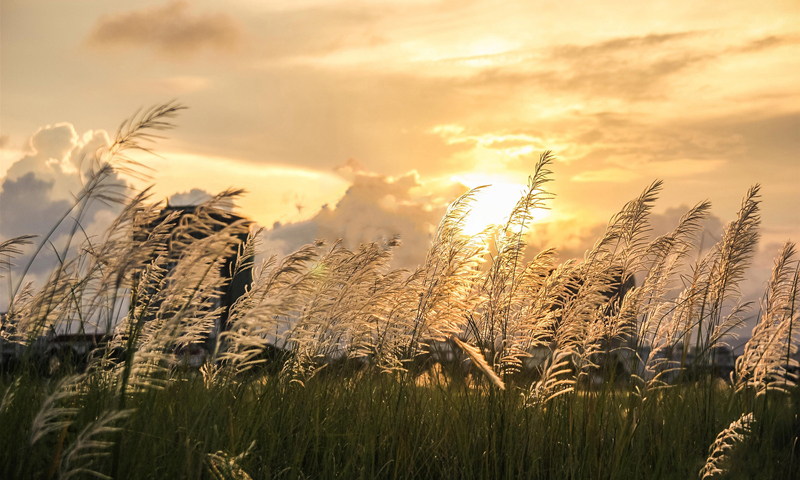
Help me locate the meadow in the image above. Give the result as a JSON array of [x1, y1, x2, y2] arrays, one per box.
[[0, 104, 798, 479]]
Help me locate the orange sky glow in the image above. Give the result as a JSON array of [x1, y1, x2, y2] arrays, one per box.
[[1, 0, 798, 304]]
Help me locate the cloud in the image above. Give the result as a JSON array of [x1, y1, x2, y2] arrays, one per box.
[[0, 171, 76, 308], [178, 29, 791, 180], [552, 32, 699, 59], [260, 167, 466, 269], [457, 32, 795, 103], [255, 163, 724, 274], [145, 32, 790, 179], [85, 1, 242, 57], [526, 201, 722, 266], [531, 109, 749, 175], [694, 112, 800, 163], [460, 32, 711, 101], [648, 204, 726, 244], [251, 160, 777, 339], [256, 172, 760, 298], [0, 123, 128, 287], [4, 123, 112, 200], [0, 173, 72, 240], [164, 188, 237, 213], [168, 188, 214, 206], [731, 34, 800, 55]]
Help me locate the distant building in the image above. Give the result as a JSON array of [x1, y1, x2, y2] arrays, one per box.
[[133, 205, 254, 349], [0, 205, 254, 371]]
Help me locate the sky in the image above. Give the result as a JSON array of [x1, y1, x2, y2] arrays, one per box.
[[1, 0, 799, 313]]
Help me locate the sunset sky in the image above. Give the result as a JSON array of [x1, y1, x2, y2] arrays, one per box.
[[1, 0, 798, 306]]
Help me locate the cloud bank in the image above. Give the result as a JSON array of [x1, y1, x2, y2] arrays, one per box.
[[0, 123, 127, 305], [261, 164, 464, 270]]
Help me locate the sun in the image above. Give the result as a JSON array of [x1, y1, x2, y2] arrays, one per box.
[[455, 181, 551, 237]]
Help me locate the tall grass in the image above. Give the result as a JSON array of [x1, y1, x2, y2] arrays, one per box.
[[0, 103, 797, 479]]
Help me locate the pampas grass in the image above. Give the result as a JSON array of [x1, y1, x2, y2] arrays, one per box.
[[735, 241, 799, 394], [29, 374, 84, 445], [699, 412, 755, 478], [58, 408, 131, 480], [1, 103, 798, 479], [468, 154, 557, 379], [452, 336, 505, 389]]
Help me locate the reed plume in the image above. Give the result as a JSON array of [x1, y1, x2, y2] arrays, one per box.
[[452, 336, 505, 389], [29, 374, 85, 445], [699, 412, 754, 478], [4, 102, 799, 479], [373, 186, 487, 372], [735, 241, 799, 394], [695, 186, 761, 363], [58, 408, 132, 480], [468, 152, 556, 378]]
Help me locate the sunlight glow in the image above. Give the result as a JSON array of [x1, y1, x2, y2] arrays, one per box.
[[452, 178, 550, 237]]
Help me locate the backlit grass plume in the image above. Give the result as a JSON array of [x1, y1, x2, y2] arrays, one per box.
[[468, 152, 556, 379], [735, 241, 799, 394], [2, 103, 798, 479], [699, 412, 755, 479]]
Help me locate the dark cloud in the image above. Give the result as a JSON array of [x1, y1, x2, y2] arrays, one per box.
[[5, 123, 112, 199], [255, 170, 779, 333], [154, 28, 792, 177], [551, 32, 699, 60], [256, 167, 732, 277], [176, 30, 794, 180], [166, 188, 234, 213], [649, 205, 726, 243], [0, 173, 72, 240], [524, 200, 716, 266], [85, 1, 242, 57], [542, 110, 799, 179], [0, 171, 123, 282], [0, 134, 9, 149], [561, 111, 799, 196], [566, 111, 742, 165], [731, 34, 799, 54], [0, 123, 128, 289]]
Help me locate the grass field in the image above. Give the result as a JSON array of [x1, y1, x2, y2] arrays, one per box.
[[1, 104, 798, 479], [1, 371, 798, 480]]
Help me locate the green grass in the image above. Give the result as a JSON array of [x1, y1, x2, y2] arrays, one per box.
[[1, 370, 798, 480]]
